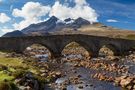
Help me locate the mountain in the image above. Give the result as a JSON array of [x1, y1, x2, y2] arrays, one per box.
[[2, 30, 26, 37], [22, 16, 58, 34], [3, 16, 94, 37], [4, 16, 130, 37], [21, 16, 92, 35]]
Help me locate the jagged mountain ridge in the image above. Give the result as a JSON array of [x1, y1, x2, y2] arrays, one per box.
[[2, 16, 108, 37], [21, 16, 92, 34]]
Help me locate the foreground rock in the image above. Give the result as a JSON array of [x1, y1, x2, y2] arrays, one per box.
[[114, 76, 135, 90], [15, 72, 40, 90], [92, 73, 114, 82]]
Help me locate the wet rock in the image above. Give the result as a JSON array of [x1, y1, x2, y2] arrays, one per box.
[[26, 86, 33, 90], [25, 72, 34, 79], [92, 73, 114, 82], [127, 85, 132, 90], [78, 85, 83, 89], [69, 76, 81, 84], [120, 78, 131, 87], [73, 70, 77, 73], [15, 78, 23, 85], [107, 56, 119, 61], [15, 72, 40, 90], [40, 73, 47, 77], [39, 69, 46, 73], [61, 86, 67, 90], [63, 79, 70, 85], [133, 85, 135, 89], [114, 76, 135, 89], [73, 63, 79, 67], [55, 71, 62, 77], [77, 75, 82, 78]]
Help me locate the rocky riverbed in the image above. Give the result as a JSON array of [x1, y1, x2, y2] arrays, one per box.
[[0, 43, 135, 90]]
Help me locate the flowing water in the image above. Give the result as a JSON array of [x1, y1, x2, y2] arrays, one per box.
[[54, 60, 121, 90], [35, 54, 124, 90], [26, 45, 135, 90]]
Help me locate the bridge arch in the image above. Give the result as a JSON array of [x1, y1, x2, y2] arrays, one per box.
[[24, 44, 51, 58], [99, 43, 121, 56], [61, 40, 99, 58], [62, 42, 90, 59], [19, 42, 56, 58]]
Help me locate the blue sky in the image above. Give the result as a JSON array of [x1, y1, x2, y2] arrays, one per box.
[[0, 0, 135, 36]]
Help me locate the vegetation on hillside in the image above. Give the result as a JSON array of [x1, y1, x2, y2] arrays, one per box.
[[125, 34, 135, 40]]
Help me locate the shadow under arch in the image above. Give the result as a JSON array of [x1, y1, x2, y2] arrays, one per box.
[[61, 41, 98, 58], [99, 43, 120, 56]]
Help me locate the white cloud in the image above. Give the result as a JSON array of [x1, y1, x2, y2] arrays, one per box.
[[74, 0, 87, 5], [1, 27, 14, 33], [12, 2, 51, 30], [10, 0, 98, 32], [0, 13, 11, 23], [107, 19, 118, 22], [49, 0, 98, 23]]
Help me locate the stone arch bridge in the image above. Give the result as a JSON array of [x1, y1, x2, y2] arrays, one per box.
[[0, 34, 135, 58]]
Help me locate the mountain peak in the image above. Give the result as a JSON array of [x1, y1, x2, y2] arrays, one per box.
[[49, 16, 58, 22], [64, 18, 72, 22], [74, 17, 90, 25]]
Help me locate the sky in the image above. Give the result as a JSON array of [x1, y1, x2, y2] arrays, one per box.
[[0, 0, 135, 36]]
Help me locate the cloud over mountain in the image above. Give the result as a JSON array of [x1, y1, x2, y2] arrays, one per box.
[[1, 27, 14, 33], [49, 0, 98, 23], [1, 0, 98, 34], [12, 2, 51, 30], [0, 13, 11, 23]]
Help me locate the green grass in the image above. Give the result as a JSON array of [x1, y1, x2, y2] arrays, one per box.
[[0, 71, 14, 82], [0, 52, 42, 90], [0, 52, 44, 84], [0, 56, 26, 82], [8, 68, 16, 72], [0, 57, 26, 67]]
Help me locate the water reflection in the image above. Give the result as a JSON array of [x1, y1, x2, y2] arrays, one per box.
[[64, 54, 83, 59], [34, 54, 49, 62]]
